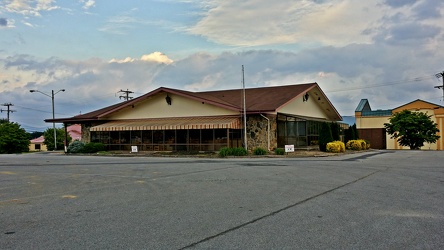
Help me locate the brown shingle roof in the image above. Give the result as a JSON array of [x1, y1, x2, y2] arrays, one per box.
[[48, 83, 340, 123]]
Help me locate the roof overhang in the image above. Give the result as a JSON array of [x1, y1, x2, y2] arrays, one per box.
[[90, 116, 242, 131]]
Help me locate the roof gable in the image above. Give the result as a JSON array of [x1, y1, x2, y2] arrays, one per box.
[[393, 99, 444, 112], [355, 99, 372, 112]]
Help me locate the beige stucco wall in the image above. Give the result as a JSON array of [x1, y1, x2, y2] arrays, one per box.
[[278, 95, 329, 119], [105, 93, 239, 120], [355, 116, 390, 129], [29, 143, 48, 151]]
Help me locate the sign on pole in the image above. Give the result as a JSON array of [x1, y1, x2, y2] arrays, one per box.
[[285, 145, 294, 153]]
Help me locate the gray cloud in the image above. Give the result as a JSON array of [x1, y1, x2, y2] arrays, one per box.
[[383, 23, 441, 45], [0, 18, 7, 26], [384, 0, 417, 8], [413, 0, 443, 19]]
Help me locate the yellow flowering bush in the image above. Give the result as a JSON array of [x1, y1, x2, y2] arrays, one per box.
[[326, 141, 345, 153], [346, 139, 370, 150]]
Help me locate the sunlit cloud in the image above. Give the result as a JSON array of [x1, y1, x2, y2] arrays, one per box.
[[109, 52, 174, 64], [2, 0, 59, 16]]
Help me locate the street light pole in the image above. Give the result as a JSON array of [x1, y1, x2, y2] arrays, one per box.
[[30, 89, 65, 151]]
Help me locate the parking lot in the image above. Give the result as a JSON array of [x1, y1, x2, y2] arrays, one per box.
[[1, 150, 443, 249]]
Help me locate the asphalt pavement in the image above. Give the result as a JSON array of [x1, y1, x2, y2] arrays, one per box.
[[1, 150, 443, 249]]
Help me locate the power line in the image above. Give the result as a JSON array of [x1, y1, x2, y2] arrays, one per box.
[[325, 75, 436, 93]]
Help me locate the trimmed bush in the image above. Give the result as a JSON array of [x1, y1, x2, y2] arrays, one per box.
[[82, 142, 105, 153], [326, 141, 345, 153], [219, 147, 248, 157], [253, 147, 267, 155], [67, 140, 85, 153], [275, 148, 285, 155], [364, 140, 371, 149], [346, 139, 369, 150]]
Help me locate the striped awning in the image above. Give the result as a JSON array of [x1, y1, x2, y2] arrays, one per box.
[[90, 116, 242, 131]]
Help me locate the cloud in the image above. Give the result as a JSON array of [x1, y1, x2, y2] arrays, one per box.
[[110, 52, 174, 64], [189, 0, 383, 47], [384, 0, 417, 8], [0, 18, 7, 26], [413, 0, 443, 19], [1, 0, 59, 16], [1, 45, 443, 131], [80, 0, 95, 10], [98, 8, 148, 35]]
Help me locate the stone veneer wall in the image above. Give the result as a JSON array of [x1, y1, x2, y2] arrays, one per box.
[[246, 114, 277, 151], [81, 123, 92, 143]]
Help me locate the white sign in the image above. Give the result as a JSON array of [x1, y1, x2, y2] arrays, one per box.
[[131, 146, 138, 153], [285, 145, 295, 152]]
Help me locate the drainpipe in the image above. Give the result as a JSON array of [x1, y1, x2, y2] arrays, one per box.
[[260, 114, 270, 151]]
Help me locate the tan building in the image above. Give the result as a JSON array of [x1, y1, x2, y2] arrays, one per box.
[[48, 83, 342, 152], [355, 99, 444, 150], [29, 135, 48, 151], [28, 124, 82, 151]]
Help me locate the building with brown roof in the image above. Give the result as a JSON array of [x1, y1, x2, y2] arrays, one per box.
[[48, 83, 342, 152]]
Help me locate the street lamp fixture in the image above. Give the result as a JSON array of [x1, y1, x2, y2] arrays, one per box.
[[30, 89, 65, 151]]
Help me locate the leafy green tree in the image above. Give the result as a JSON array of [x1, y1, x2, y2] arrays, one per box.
[[43, 127, 72, 151], [384, 110, 440, 150], [319, 122, 333, 152], [0, 121, 30, 154]]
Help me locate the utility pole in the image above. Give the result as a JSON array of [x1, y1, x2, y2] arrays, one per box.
[[118, 89, 134, 101], [435, 71, 444, 102], [1, 103, 16, 122], [30, 89, 65, 151]]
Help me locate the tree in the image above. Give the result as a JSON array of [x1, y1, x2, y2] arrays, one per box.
[[344, 123, 358, 143], [319, 122, 333, 152], [0, 121, 30, 154], [29, 131, 44, 140], [43, 127, 71, 151], [330, 122, 340, 141], [384, 110, 440, 150]]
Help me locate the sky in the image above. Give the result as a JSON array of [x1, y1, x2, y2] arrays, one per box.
[[1, 0, 444, 132]]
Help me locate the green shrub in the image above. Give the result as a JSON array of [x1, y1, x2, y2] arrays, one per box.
[[219, 147, 230, 157], [330, 122, 341, 141], [82, 142, 105, 153], [253, 147, 267, 155], [326, 141, 345, 153], [67, 140, 85, 153], [319, 122, 334, 152], [275, 148, 285, 155], [219, 147, 248, 157], [232, 147, 248, 156]]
